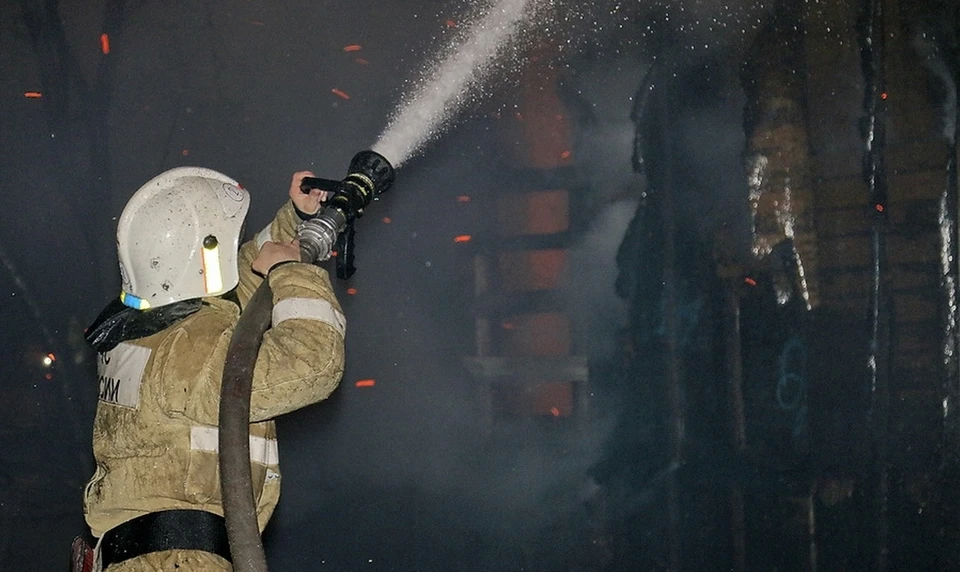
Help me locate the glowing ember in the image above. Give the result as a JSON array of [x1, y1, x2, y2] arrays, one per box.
[[343, 44, 362, 52], [331, 88, 351, 100], [454, 235, 472, 243], [24, 92, 42, 98], [355, 379, 376, 388], [100, 33, 110, 54]]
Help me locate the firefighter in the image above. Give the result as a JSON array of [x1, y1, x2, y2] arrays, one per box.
[[79, 167, 345, 571]]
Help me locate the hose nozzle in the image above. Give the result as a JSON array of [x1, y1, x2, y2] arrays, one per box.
[[297, 150, 396, 275]]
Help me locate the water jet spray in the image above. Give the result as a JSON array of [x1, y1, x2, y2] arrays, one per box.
[[373, 0, 544, 167]]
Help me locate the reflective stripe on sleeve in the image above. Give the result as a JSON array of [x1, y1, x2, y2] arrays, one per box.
[[272, 297, 346, 337], [255, 225, 273, 250], [190, 425, 279, 466]]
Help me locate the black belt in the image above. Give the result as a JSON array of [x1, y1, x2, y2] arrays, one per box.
[[100, 509, 232, 568]]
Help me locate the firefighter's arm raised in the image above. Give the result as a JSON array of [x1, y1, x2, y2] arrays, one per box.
[[232, 172, 343, 421], [247, 260, 345, 421], [235, 171, 330, 307]]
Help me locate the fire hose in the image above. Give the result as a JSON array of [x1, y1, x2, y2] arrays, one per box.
[[218, 151, 395, 572]]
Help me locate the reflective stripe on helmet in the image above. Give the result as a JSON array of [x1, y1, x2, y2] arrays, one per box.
[[201, 237, 223, 294], [272, 297, 346, 337], [120, 291, 151, 310]]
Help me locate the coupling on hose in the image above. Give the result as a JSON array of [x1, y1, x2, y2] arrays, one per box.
[[297, 207, 346, 264]]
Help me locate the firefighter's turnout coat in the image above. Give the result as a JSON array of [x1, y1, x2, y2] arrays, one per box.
[[84, 202, 345, 570]]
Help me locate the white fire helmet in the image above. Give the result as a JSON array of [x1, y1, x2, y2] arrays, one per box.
[[116, 167, 251, 310]]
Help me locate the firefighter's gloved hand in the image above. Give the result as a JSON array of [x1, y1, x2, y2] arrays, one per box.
[[290, 170, 330, 217], [252, 240, 302, 276]]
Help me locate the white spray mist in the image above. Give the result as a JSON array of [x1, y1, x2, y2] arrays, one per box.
[[373, 0, 543, 167]]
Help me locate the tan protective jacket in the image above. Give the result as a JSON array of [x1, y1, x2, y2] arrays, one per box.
[[84, 202, 345, 567]]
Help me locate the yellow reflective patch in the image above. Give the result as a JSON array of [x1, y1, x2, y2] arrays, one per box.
[[202, 244, 223, 294]]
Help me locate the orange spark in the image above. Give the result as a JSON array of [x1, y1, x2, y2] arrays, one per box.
[[354, 57, 370, 65], [46, 353, 56, 362], [343, 44, 362, 52], [875, 203, 885, 212], [181, 149, 190, 156], [560, 150, 571, 159], [550, 407, 560, 417], [454, 235, 472, 243], [355, 379, 376, 387], [456, 195, 471, 203], [880, 92, 888, 100], [100, 33, 110, 54], [331, 88, 351, 100], [744, 277, 757, 286], [24, 92, 42, 98], [346, 287, 358, 295], [382, 217, 391, 224]]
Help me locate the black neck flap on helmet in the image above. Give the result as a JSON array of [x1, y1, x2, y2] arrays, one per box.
[[85, 297, 203, 353]]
